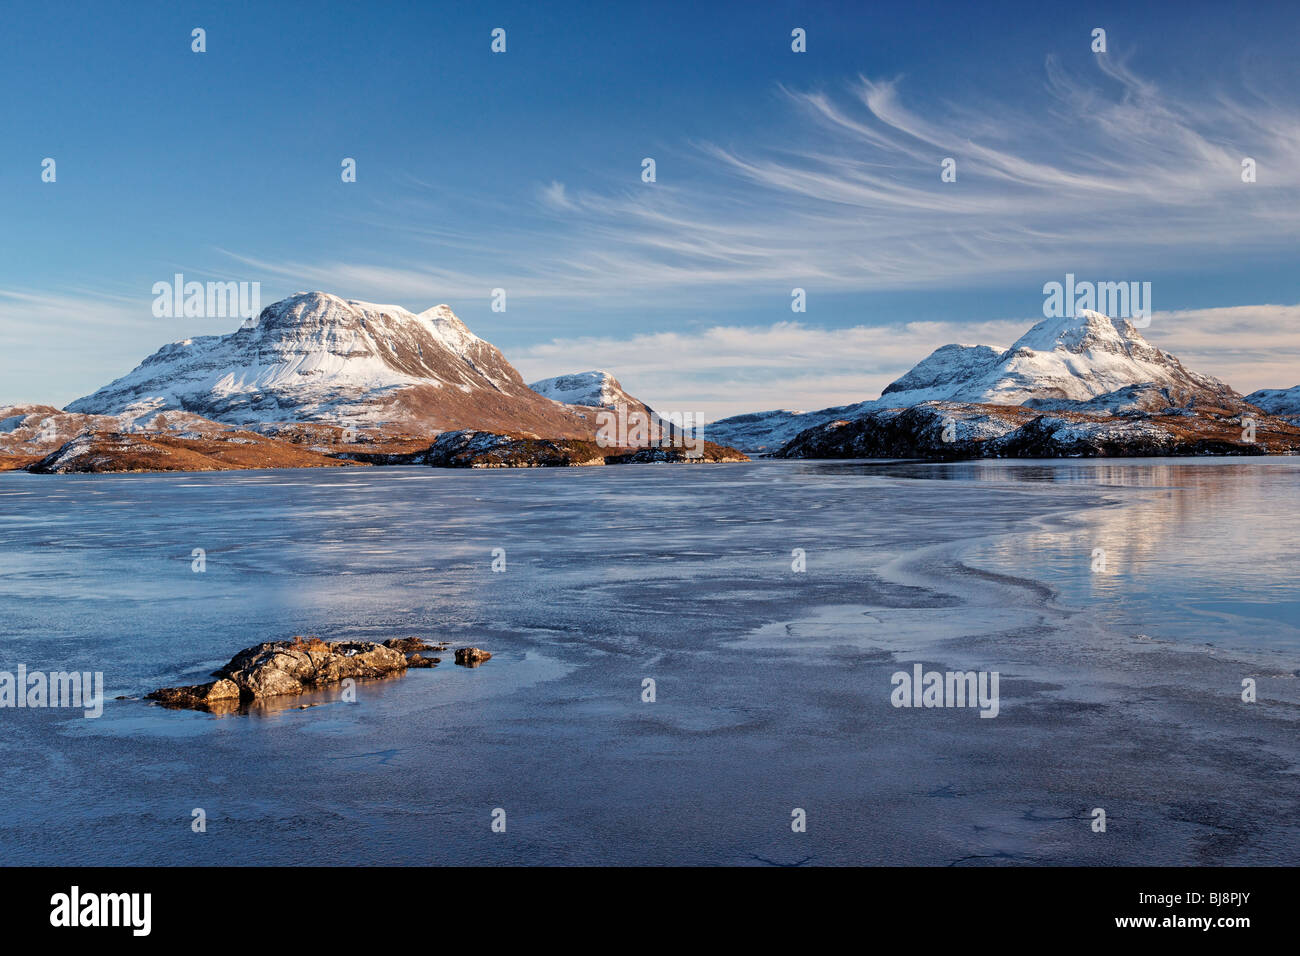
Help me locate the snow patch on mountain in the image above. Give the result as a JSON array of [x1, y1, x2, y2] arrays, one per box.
[[529, 370, 641, 409], [1245, 385, 1300, 418], [880, 344, 1004, 397], [702, 406, 855, 455]]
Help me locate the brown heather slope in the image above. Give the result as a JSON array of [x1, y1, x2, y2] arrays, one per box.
[[0, 404, 247, 472], [378, 382, 611, 439], [16, 422, 750, 474], [27, 430, 365, 474]]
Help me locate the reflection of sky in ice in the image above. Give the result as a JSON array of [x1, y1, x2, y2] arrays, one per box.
[[0, 458, 1295, 865], [892, 458, 1300, 655], [0, 457, 1294, 680]]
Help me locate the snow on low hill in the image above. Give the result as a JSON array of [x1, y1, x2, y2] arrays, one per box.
[[698, 406, 856, 455], [0, 402, 232, 462], [707, 310, 1242, 453], [1245, 385, 1300, 418], [66, 292, 599, 438], [527, 369, 686, 442], [528, 370, 645, 410]]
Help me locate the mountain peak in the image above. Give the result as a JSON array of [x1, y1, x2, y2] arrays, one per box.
[[1011, 309, 1150, 357], [881, 308, 1234, 410], [241, 292, 486, 355], [417, 304, 479, 353]]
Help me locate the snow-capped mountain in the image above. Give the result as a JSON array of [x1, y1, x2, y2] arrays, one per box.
[[529, 370, 645, 410], [708, 310, 1241, 452], [1245, 385, 1300, 419], [883, 310, 1235, 407], [528, 369, 682, 441], [67, 292, 599, 437]]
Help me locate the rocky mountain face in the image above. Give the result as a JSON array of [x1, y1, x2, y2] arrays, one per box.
[[711, 309, 1253, 454], [66, 292, 603, 439]]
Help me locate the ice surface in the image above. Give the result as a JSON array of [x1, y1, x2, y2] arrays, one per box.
[[0, 459, 1295, 865]]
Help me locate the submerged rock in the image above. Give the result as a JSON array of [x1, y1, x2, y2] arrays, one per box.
[[148, 636, 411, 710]]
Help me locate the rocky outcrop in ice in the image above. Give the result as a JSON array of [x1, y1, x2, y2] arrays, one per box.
[[147, 637, 412, 711]]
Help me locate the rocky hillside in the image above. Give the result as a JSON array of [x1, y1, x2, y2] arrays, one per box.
[[27, 429, 366, 474], [1, 403, 255, 471], [408, 430, 748, 468], [776, 401, 1300, 460]]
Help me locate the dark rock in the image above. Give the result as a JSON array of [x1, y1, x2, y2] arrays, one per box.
[[384, 636, 434, 653], [454, 647, 492, 667], [417, 429, 748, 468], [147, 678, 243, 709], [776, 400, 1300, 460], [605, 443, 748, 464]]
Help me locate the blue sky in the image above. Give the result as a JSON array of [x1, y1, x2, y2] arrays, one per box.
[[3, 0, 1298, 417]]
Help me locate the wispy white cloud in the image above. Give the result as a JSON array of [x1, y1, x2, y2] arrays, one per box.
[[230, 54, 1300, 304], [8, 56, 1298, 416], [1145, 303, 1300, 394]]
